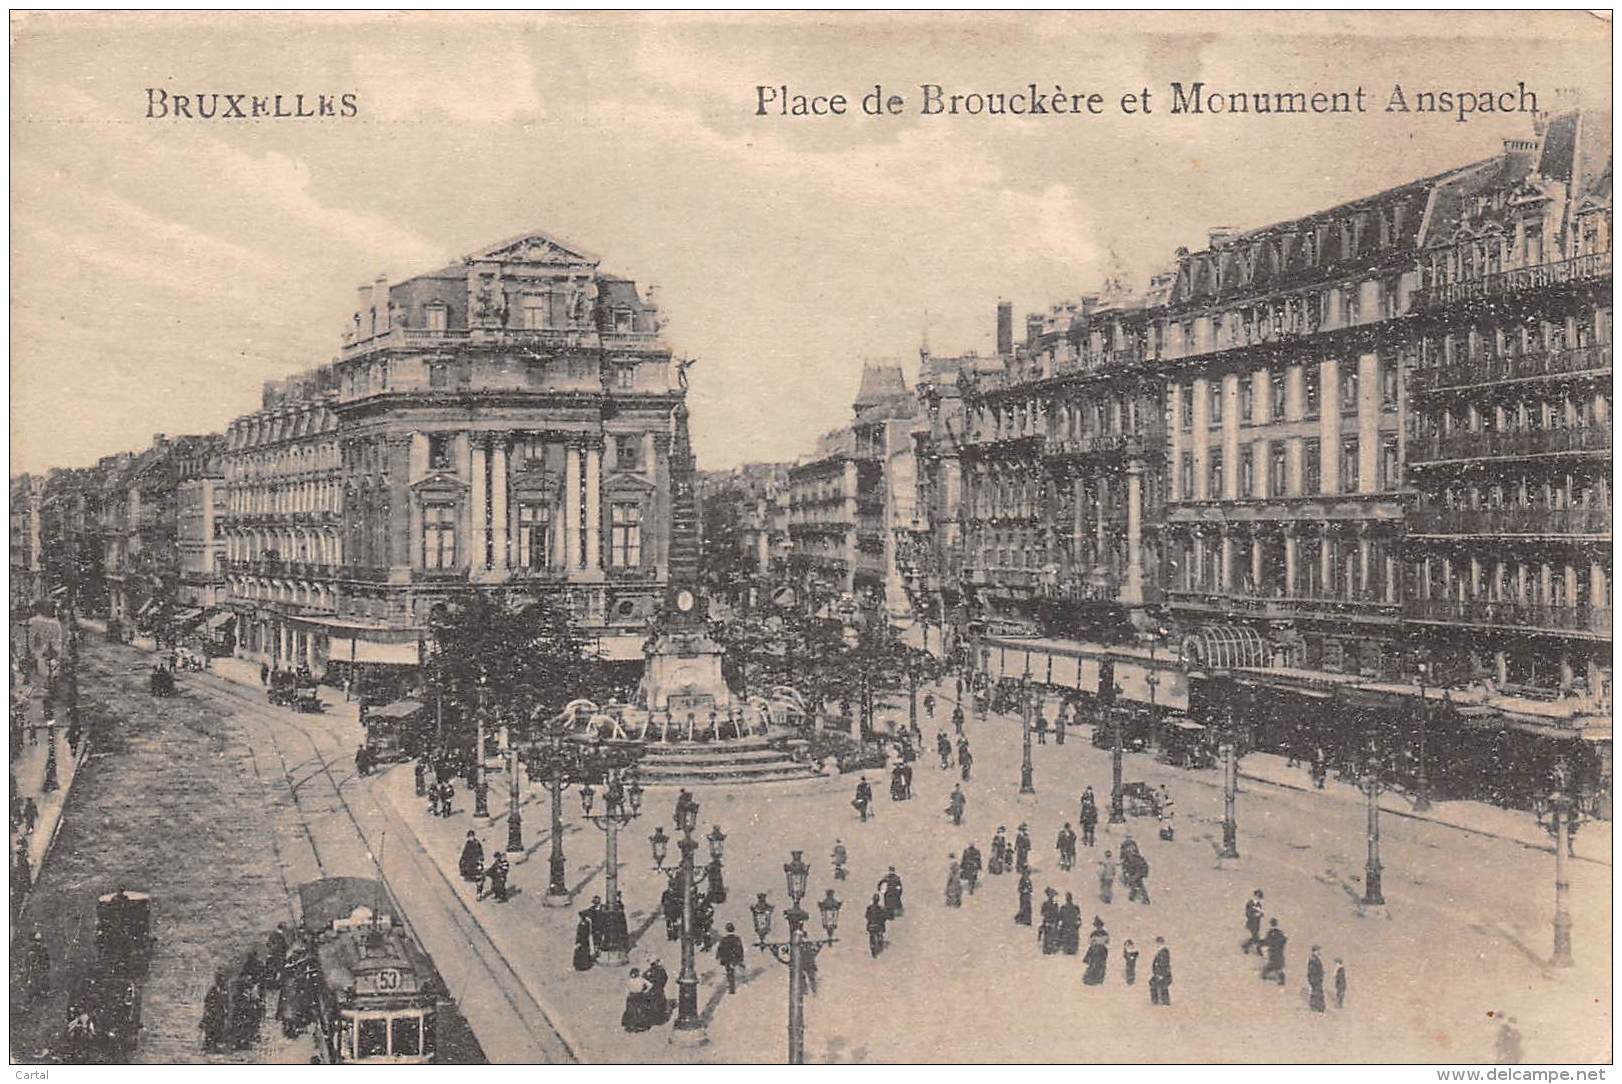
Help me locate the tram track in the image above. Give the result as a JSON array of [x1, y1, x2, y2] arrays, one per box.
[[88, 644, 578, 1064], [182, 671, 581, 1064]]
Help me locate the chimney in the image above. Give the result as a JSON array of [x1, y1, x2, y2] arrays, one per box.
[[1207, 226, 1236, 248], [996, 300, 1013, 357], [1025, 313, 1043, 347]]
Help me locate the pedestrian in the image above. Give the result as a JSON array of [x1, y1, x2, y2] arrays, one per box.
[[1039, 889, 1060, 955], [924, 693, 936, 719], [1122, 938, 1139, 986], [989, 826, 1008, 875], [1150, 938, 1172, 1006], [879, 866, 905, 918], [24, 931, 49, 1000], [1056, 823, 1077, 871], [1083, 917, 1110, 985], [901, 760, 914, 800], [890, 762, 906, 803], [937, 731, 953, 769], [662, 884, 682, 941], [354, 744, 370, 778], [944, 855, 963, 908], [260, 662, 269, 686], [865, 893, 889, 957], [959, 745, 974, 782], [202, 969, 230, 1052], [853, 777, 873, 822], [1098, 850, 1116, 905], [1306, 945, 1326, 1012], [22, 797, 38, 835], [960, 842, 983, 895], [951, 704, 965, 737], [1014, 870, 1033, 926], [831, 839, 849, 881], [458, 830, 485, 885], [483, 852, 511, 903], [947, 784, 966, 826], [1157, 785, 1176, 842], [573, 908, 597, 972], [1312, 746, 1328, 789], [1079, 787, 1098, 847], [1034, 708, 1048, 745], [1058, 892, 1082, 955], [1333, 958, 1347, 1009], [1242, 889, 1265, 955], [1261, 918, 1287, 985], [1121, 838, 1151, 904], [717, 923, 746, 993], [621, 968, 654, 1033], [1055, 703, 1068, 746], [413, 758, 427, 797], [1014, 824, 1032, 874]]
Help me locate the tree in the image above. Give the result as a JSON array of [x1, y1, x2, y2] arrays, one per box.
[[423, 591, 609, 750]]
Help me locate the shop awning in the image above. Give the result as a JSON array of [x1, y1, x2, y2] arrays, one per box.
[[343, 638, 420, 666], [1184, 625, 1268, 670], [172, 609, 204, 628], [369, 699, 425, 721], [206, 613, 237, 632]]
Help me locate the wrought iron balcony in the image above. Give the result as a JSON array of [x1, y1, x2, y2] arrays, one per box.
[[1408, 505, 1611, 538], [1410, 344, 1612, 394], [1406, 598, 1612, 638], [1410, 425, 1611, 465], [1411, 252, 1612, 313]]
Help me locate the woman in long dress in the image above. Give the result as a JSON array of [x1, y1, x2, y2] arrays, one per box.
[[1083, 918, 1110, 985], [572, 914, 596, 971], [944, 857, 963, 908], [621, 969, 653, 1033], [1014, 871, 1033, 925]]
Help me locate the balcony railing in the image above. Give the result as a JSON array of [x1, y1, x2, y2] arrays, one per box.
[[1408, 505, 1611, 537], [412, 567, 471, 583], [1168, 588, 1401, 616], [1410, 425, 1611, 465], [1407, 599, 1612, 638], [1410, 344, 1612, 394], [1411, 252, 1612, 313]]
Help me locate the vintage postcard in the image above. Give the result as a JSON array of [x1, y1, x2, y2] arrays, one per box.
[[7, 9, 1613, 1072]]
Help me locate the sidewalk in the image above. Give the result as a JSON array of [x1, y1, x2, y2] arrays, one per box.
[[925, 679, 1611, 866], [10, 673, 86, 891]]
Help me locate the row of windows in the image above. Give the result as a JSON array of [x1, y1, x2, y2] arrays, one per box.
[[227, 410, 336, 451], [1175, 362, 1397, 430], [1177, 436, 1400, 500], [1421, 559, 1610, 609], [420, 501, 645, 570], [230, 480, 342, 516], [1415, 394, 1608, 437], [423, 434, 646, 473]]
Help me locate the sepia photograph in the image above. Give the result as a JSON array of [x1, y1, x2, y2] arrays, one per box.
[[6, 8, 1614, 1071]]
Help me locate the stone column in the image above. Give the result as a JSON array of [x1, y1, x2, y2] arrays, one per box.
[[564, 443, 582, 569], [1219, 528, 1234, 592], [1192, 376, 1211, 500], [491, 438, 509, 572], [1250, 532, 1263, 594], [585, 443, 602, 570], [1124, 460, 1144, 604], [1358, 526, 1372, 597], [1320, 526, 1334, 597], [1320, 359, 1341, 493], [1284, 526, 1298, 597], [1222, 372, 1241, 500], [471, 439, 488, 570]]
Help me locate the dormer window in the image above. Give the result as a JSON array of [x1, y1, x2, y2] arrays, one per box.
[[614, 308, 634, 333], [425, 303, 448, 333]]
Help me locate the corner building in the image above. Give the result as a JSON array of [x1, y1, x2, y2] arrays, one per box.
[[223, 231, 679, 692]]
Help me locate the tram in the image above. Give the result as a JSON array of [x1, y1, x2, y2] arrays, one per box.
[[297, 878, 443, 1064]]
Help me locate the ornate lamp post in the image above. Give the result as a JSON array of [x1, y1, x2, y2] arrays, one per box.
[[1019, 668, 1035, 795], [1413, 661, 1432, 812], [473, 674, 491, 818], [522, 711, 594, 909], [582, 771, 644, 965], [1546, 759, 1578, 967], [505, 719, 525, 853], [1362, 737, 1385, 907], [749, 850, 842, 1064], [1219, 707, 1240, 860], [650, 790, 713, 1045]]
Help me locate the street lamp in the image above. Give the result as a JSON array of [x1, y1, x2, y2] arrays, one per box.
[[583, 769, 644, 965], [522, 711, 596, 909], [1362, 738, 1385, 907], [474, 674, 491, 818], [1219, 707, 1240, 859], [1547, 759, 1578, 967], [506, 725, 524, 854], [1019, 668, 1035, 795], [650, 790, 714, 1045], [750, 850, 842, 1064], [1413, 662, 1432, 812]]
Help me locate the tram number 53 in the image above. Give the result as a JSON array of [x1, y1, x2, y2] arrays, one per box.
[[373, 968, 403, 992]]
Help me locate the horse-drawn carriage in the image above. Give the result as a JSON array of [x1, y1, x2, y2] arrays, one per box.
[[60, 890, 153, 1062]]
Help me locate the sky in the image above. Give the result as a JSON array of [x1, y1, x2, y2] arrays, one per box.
[[9, 11, 1611, 476]]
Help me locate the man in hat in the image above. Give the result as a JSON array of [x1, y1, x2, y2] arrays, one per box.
[[1261, 918, 1288, 985], [1307, 945, 1326, 1012], [864, 893, 889, 957], [1149, 938, 1172, 1005], [717, 923, 746, 993], [459, 830, 485, 885], [1243, 889, 1265, 955]]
